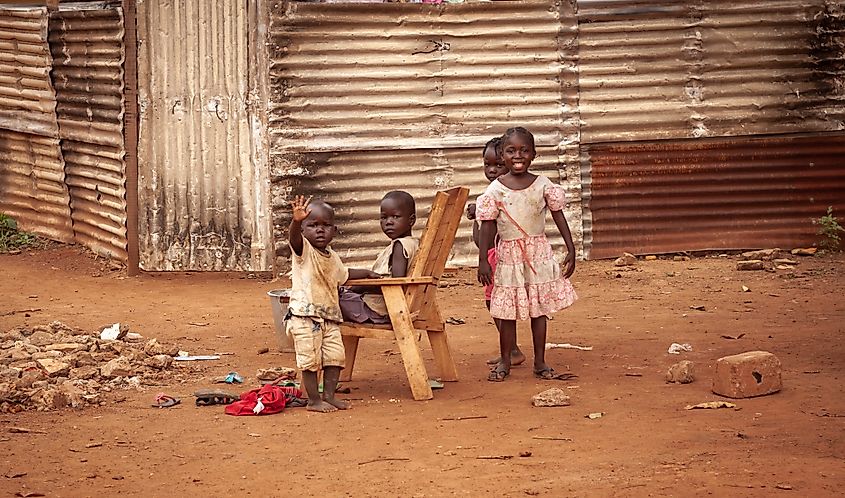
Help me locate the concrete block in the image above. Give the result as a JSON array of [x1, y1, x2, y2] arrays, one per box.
[[712, 351, 782, 398]]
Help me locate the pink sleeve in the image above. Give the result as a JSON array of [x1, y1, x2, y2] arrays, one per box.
[[476, 194, 499, 221], [544, 182, 566, 212]]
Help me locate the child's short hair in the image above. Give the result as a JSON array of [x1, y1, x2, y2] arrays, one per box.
[[308, 199, 335, 219], [501, 126, 536, 152], [382, 190, 415, 217]]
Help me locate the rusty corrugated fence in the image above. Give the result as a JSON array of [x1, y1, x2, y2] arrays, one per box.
[[50, 6, 128, 260], [269, 0, 582, 268], [579, 0, 845, 258], [0, 5, 73, 243]]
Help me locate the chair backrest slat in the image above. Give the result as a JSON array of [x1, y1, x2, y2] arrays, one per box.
[[406, 187, 469, 315]]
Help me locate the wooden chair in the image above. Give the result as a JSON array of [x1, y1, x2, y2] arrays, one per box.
[[340, 186, 469, 400]]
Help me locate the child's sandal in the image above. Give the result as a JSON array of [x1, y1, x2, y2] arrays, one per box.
[[487, 365, 509, 382]]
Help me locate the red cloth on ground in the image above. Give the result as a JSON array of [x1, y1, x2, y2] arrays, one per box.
[[224, 385, 303, 416]]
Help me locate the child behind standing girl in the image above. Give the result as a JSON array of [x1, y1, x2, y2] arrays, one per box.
[[467, 137, 525, 368], [476, 127, 578, 382]]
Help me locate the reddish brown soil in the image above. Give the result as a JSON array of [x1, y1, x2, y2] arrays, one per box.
[[1, 246, 843, 497]]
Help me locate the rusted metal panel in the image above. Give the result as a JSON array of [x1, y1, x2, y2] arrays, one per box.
[[0, 6, 60, 138], [49, 6, 127, 261], [0, 5, 73, 243], [136, 0, 271, 271], [269, 0, 582, 268], [0, 128, 74, 242], [577, 0, 845, 143], [583, 133, 845, 259]]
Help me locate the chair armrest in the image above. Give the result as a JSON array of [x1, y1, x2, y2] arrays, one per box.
[[345, 276, 438, 286]]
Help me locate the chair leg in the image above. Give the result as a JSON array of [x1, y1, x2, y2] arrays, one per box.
[[382, 286, 433, 401], [427, 329, 458, 382], [340, 335, 359, 382]]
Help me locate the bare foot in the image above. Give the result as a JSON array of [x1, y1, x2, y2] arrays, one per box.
[[486, 349, 526, 366], [307, 400, 338, 413], [323, 396, 351, 410]]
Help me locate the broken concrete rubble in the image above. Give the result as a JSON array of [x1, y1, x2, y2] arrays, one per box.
[[0, 321, 186, 413]]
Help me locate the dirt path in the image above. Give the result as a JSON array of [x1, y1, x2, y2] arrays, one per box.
[[1, 246, 843, 497]]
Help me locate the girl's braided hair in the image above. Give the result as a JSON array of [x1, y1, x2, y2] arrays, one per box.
[[500, 126, 536, 153], [483, 136, 502, 158]]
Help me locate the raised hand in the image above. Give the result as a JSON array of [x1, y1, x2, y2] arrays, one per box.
[[291, 195, 313, 222]]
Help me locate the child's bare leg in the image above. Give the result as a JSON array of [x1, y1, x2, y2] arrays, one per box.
[[322, 366, 350, 410], [485, 302, 525, 366], [489, 319, 516, 381], [303, 370, 337, 413], [530, 316, 549, 372]]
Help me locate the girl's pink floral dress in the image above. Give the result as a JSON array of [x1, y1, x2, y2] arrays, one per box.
[[476, 175, 577, 320]]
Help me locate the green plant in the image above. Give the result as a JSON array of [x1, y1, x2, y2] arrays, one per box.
[[0, 214, 40, 252], [815, 206, 845, 250]]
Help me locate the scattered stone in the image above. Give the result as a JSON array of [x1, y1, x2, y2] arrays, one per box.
[[666, 360, 694, 384], [791, 247, 816, 256], [100, 357, 133, 378], [70, 366, 99, 380], [30, 387, 70, 411], [0, 367, 21, 381], [144, 338, 166, 356], [775, 265, 794, 271], [15, 370, 45, 390], [741, 285, 750, 292], [673, 255, 690, 261], [644, 255, 657, 261], [736, 260, 765, 271], [27, 331, 56, 347], [10, 348, 31, 361], [31, 351, 62, 360], [144, 355, 173, 370], [36, 359, 71, 377], [741, 248, 782, 260], [712, 351, 782, 399], [57, 382, 86, 408], [45, 343, 86, 353], [531, 388, 571, 407], [67, 351, 97, 367], [773, 258, 798, 266], [614, 252, 637, 266]]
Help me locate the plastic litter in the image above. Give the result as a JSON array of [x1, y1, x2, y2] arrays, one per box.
[[667, 343, 693, 355]]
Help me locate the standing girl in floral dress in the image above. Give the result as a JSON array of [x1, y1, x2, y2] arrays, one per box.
[[476, 127, 578, 382]]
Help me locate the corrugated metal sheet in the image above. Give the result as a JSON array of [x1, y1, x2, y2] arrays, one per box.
[[583, 133, 845, 259], [577, 0, 845, 143], [0, 6, 73, 243], [49, 6, 127, 261], [274, 146, 567, 268], [269, 0, 582, 268], [0, 128, 74, 242], [137, 0, 270, 271], [0, 6, 60, 138]]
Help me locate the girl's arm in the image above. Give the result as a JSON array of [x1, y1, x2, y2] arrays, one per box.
[[289, 195, 311, 257], [389, 239, 409, 277], [551, 210, 576, 278], [477, 220, 496, 285]]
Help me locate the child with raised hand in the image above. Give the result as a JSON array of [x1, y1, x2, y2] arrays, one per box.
[[476, 127, 577, 382], [467, 137, 526, 368], [287, 195, 380, 412], [340, 191, 419, 323]]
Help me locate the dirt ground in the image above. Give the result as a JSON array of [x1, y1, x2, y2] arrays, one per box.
[[1, 246, 843, 497]]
